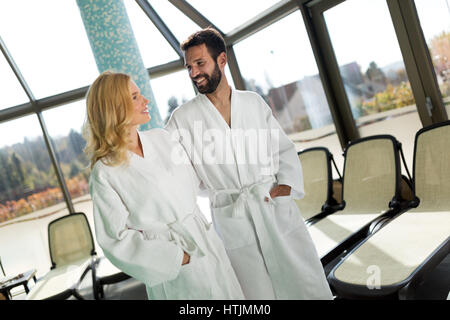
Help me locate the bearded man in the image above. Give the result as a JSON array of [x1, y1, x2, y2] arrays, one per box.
[[166, 27, 332, 300]]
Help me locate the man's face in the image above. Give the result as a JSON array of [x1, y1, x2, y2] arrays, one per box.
[[184, 44, 222, 94]]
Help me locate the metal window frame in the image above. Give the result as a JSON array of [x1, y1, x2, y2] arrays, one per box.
[[387, 0, 447, 125], [296, 0, 359, 148], [135, 0, 183, 58]]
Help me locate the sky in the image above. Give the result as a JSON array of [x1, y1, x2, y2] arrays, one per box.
[[0, 0, 449, 147]]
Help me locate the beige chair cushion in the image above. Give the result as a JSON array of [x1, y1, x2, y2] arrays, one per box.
[[26, 258, 91, 300], [295, 150, 329, 220], [49, 214, 93, 267], [308, 138, 398, 258], [333, 210, 450, 286], [414, 125, 450, 211]]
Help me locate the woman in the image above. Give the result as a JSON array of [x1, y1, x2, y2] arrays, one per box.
[[85, 71, 244, 300]]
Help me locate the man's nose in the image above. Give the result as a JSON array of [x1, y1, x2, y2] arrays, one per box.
[[190, 66, 200, 78]]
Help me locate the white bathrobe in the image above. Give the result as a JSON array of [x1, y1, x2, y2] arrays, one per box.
[[89, 128, 244, 300], [166, 89, 333, 300]]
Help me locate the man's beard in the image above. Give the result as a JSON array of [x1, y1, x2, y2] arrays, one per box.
[[192, 62, 222, 94]]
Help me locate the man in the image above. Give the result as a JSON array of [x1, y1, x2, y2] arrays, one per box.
[[166, 28, 332, 300]]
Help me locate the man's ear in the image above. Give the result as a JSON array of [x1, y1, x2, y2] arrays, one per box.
[[217, 51, 227, 68]]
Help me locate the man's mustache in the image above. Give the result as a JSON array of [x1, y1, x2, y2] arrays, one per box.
[[192, 74, 210, 81]]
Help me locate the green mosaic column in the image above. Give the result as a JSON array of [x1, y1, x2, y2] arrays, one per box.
[[77, 0, 162, 129]]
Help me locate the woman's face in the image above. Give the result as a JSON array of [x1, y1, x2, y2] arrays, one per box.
[[129, 80, 151, 126]]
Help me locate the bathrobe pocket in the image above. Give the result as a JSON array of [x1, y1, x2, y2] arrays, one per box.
[[212, 203, 257, 250], [162, 255, 212, 299], [272, 195, 302, 235]]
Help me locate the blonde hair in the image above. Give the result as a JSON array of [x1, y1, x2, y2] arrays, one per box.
[[83, 71, 134, 168]]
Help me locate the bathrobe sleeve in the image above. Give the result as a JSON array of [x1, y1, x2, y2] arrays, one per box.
[[89, 167, 185, 287], [258, 95, 305, 200]]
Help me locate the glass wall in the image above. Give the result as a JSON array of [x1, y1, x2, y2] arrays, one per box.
[[0, 55, 29, 110], [124, 0, 180, 68], [0, 0, 98, 99], [186, 0, 280, 33], [234, 10, 343, 171], [324, 0, 421, 171], [415, 0, 450, 114], [0, 116, 70, 278], [43, 100, 90, 203], [150, 70, 196, 124], [148, 0, 201, 43]]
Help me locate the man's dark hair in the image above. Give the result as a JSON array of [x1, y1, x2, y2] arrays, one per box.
[[180, 27, 226, 61]]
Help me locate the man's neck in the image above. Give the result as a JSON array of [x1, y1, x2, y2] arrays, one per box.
[[205, 79, 231, 110]]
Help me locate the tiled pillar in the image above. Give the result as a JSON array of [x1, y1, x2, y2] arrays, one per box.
[[77, 0, 161, 129]]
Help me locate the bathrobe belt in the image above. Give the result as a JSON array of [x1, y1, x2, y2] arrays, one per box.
[[211, 176, 276, 218]]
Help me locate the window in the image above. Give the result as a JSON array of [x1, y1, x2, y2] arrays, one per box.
[[124, 0, 180, 68], [150, 71, 196, 124], [43, 100, 90, 203], [0, 0, 98, 99], [0, 55, 29, 110], [0, 115, 69, 277], [148, 0, 202, 43], [415, 0, 450, 113], [324, 0, 421, 170], [234, 11, 343, 171], [186, 0, 281, 33]]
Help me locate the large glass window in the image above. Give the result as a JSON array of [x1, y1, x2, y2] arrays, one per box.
[[148, 0, 202, 43], [234, 11, 343, 171], [124, 0, 180, 68], [324, 0, 421, 171], [150, 71, 196, 124], [0, 55, 29, 110], [43, 100, 90, 204], [0, 116, 69, 278], [415, 0, 450, 113], [186, 0, 281, 33], [0, 1, 98, 99]]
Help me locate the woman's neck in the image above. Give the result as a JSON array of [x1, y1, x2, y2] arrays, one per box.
[[128, 126, 144, 157]]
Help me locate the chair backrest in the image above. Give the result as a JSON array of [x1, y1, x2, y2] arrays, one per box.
[[295, 147, 334, 220], [342, 135, 401, 213], [413, 120, 450, 211], [48, 212, 95, 269]]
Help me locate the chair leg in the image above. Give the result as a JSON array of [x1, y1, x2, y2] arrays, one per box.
[[398, 281, 420, 300]]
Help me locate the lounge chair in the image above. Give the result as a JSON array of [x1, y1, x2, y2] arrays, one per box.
[[27, 212, 129, 300], [295, 147, 343, 225], [306, 135, 410, 267], [328, 121, 450, 299], [26, 213, 95, 300]]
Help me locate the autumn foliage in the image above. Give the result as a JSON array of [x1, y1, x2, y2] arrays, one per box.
[[360, 82, 415, 115], [0, 174, 89, 223]]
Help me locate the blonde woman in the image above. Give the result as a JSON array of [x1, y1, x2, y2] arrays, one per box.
[[85, 71, 244, 300]]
